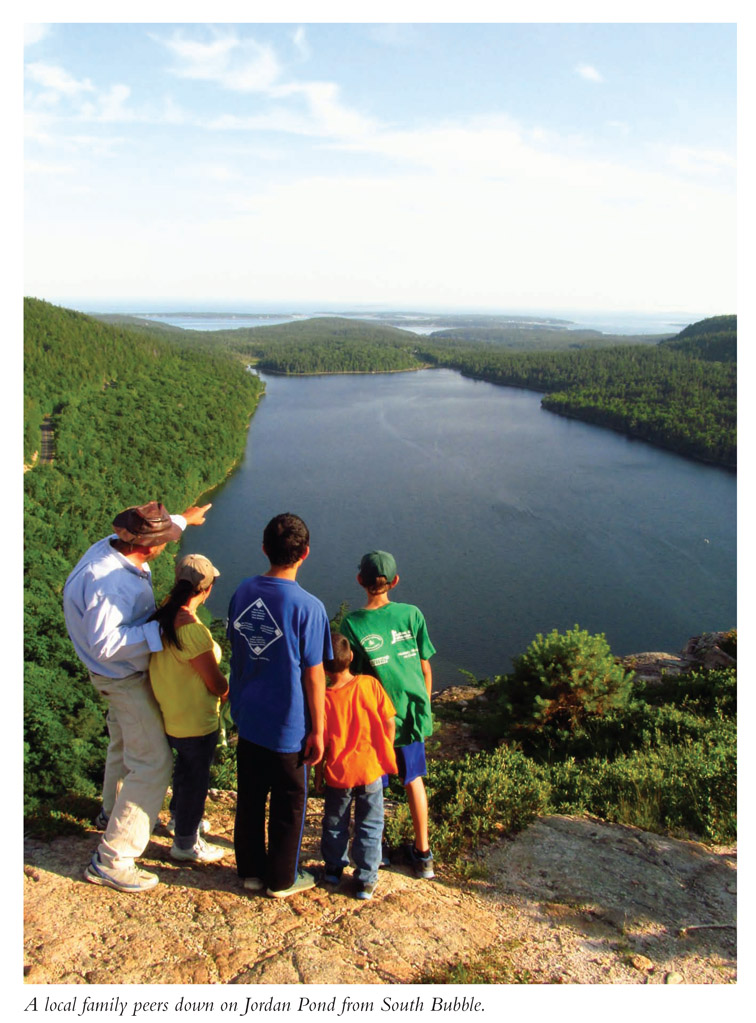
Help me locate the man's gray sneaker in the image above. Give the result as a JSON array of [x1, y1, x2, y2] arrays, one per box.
[[84, 855, 159, 893], [266, 869, 316, 898], [170, 837, 225, 863]]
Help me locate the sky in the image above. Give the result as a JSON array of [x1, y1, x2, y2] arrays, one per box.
[[22, 8, 738, 318]]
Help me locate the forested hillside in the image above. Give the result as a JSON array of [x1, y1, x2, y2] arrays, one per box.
[[24, 298, 263, 813], [427, 325, 667, 349], [209, 316, 424, 374], [658, 314, 736, 363], [419, 317, 736, 468]]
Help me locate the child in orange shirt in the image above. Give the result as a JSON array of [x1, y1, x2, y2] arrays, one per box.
[[315, 632, 397, 900]]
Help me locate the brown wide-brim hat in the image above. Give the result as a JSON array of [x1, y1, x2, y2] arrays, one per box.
[[112, 501, 182, 546]]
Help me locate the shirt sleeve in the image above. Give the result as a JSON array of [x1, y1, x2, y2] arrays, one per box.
[[372, 679, 396, 721], [301, 603, 333, 667], [414, 609, 436, 660], [175, 622, 215, 660]]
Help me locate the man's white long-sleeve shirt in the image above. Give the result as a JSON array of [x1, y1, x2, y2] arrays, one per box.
[[62, 518, 185, 678]]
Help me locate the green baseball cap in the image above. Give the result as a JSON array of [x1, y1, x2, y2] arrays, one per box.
[[359, 550, 397, 584]]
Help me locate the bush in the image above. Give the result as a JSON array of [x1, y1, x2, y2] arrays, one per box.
[[496, 625, 634, 749], [542, 721, 736, 844], [419, 746, 549, 861]]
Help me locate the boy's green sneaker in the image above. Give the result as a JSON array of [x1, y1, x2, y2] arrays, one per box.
[[266, 869, 316, 899], [407, 845, 435, 879]]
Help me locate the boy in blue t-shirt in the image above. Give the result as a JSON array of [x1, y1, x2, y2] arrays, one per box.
[[227, 513, 332, 898]]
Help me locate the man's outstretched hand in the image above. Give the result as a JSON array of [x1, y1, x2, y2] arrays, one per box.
[[182, 503, 212, 526]]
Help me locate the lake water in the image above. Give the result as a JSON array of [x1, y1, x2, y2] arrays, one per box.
[[185, 369, 736, 691]]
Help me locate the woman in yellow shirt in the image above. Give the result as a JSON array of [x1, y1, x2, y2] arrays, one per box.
[[149, 554, 228, 864]]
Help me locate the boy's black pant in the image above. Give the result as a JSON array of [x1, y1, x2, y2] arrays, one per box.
[[234, 736, 308, 892]]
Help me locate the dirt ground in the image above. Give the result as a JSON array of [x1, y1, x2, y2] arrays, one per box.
[[23, 798, 736, 986], [24, 673, 736, 987]]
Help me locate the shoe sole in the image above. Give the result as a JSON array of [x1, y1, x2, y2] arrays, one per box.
[[84, 865, 158, 893], [266, 881, 316, 898]]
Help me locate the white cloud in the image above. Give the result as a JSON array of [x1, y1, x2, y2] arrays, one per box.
[[25, 158, 76, 176], [158, 28, 375, 140], [25, 62, 94, 97], [576, 63, 604, 83], [162, 30, 281, 93], [292, 27, 310, 61], [664, 145, 736, 178], [24, 24, 49, 47]]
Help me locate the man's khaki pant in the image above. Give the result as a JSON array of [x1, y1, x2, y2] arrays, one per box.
[[89, 670, 173, 870]]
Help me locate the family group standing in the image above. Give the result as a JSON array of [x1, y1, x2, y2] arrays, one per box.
[[62, 503, 436, 900]]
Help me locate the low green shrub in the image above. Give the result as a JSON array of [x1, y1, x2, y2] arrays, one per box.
[[209, 744, 237, 791], [542, 721, 736, 843], [421, 746, 549, 860]]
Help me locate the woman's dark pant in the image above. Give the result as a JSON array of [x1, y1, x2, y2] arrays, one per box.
[[235, 737, 307, 892], [167, 729, 219, 848]]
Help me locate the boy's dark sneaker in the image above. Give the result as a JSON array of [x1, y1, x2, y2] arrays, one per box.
[[355, 881, 377, 901], [407, 845, 435, 879], [322, 869, 342, 885]]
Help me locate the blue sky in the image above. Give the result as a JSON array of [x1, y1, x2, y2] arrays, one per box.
[[23, 7, 738, 316]]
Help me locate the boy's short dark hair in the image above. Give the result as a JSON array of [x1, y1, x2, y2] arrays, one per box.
[[262, 513, 310, 566], [325, 632, 352, 674]]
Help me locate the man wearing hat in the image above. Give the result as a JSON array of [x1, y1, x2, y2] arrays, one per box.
[[63, 500, 211, 892]]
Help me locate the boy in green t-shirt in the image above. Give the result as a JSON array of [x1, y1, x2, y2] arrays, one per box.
[[339, 551, 436, 879]]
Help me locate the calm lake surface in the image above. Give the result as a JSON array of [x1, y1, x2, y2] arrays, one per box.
[[186, 370, 736, 690]]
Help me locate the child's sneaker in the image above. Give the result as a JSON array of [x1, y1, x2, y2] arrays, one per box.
[[355, 881, 377, 901], [380, 842, 391, 868], [322, 868, 342, 885], [408, 845, 435, 879], [242, 877, 265, 891], [170, 837, 225, 863], [266, 869, 316, 898]]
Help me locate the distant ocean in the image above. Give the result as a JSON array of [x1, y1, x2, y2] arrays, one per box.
[[127, 309, 699, 336]]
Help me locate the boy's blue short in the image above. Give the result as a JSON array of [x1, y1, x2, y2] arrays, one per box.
[[395, 741, 427, 786]]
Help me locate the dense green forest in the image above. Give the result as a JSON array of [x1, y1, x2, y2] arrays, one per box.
[[427, 325, 668, 349], [24, 298, 263, 814]]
